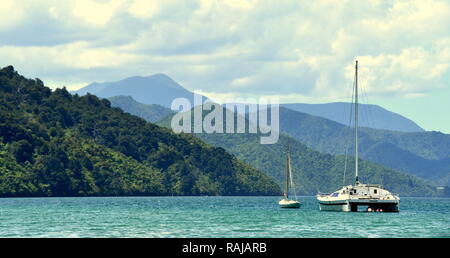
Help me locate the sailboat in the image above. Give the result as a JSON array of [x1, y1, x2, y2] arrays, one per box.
[[316, 60, 400, 212], [279, 145, 301, 208]]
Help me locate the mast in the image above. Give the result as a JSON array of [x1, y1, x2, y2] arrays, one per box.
[[284, 145, 290, 199], [355, 60, 360, 185]]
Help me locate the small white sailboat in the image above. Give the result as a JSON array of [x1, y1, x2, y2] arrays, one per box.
[[279, 145, 301, 208], [316, 60, 400, 212]]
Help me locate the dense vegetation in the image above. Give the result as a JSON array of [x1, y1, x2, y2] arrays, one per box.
[[109, 95, 174, 122], [0, 66, 280, 197], [155, 106, 438, 197]]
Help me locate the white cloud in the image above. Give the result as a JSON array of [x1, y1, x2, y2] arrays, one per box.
[[72, 0, 125, 26], [59, 41, 142, 69], [355, 47, 450, 96], [128, 0, 161, 19], [220, 0, 258, 9], [0, 41, 140, 70], [0, 0, 25, 30], [0, 0, 449, 104]]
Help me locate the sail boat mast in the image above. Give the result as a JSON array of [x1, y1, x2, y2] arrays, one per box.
[[284, 145, 290, 199], [279, 143, 301, 208], [355, 60, 359, 185]]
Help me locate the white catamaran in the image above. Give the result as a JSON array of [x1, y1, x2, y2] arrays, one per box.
[[279, 145, 301, 208], [316, 60, 400, 212]]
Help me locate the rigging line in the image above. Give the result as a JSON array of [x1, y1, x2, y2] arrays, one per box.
[[342, 145, 349, 186], [361, 84, 383, 186], [364, 86, 376, 131], [360, 84, 371, 129], [288, 145, 298, 201], [289, 164, 298, 201], [343, 71, 356, 186], [359, 70, 375, 131]]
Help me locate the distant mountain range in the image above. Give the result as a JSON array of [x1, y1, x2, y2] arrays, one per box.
[[75, 74, 424, 133], [73, 74, 207, 107], [108, 96, 450, 188], [74, 73, 450, 189], [281, 102, 424, 132]]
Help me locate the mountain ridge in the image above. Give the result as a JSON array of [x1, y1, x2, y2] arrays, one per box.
[[281, 102, 424, 132], [73, 73, 207, 108], [75, 73, 424, 133]]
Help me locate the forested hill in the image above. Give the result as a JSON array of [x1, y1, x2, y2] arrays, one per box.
[[0, 66, 280, 197]]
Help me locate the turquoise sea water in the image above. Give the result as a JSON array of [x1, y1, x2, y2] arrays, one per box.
[[0, 196, 449, 238]]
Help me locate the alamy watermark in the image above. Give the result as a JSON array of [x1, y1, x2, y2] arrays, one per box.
[[170, 92, 279, 144]]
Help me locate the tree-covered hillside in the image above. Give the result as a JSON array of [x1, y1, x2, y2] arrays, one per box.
[[0, 66, 280, 197]]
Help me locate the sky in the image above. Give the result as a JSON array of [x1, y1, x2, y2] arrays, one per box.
[[0, 0, 449, 133]]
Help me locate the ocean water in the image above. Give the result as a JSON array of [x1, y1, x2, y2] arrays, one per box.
[[0, 196, 449, 238]]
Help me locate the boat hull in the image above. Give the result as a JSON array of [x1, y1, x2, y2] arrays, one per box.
[[279, 199, 301, 209], [319, 200, 399, 212], [319, 201, 350, 212]]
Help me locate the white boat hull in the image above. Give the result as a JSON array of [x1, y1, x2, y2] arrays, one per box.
[[318, 199, 399, 212], [319, 201, 350, 212], [279, 199, 301, 208]]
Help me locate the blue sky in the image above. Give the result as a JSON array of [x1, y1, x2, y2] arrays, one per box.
[[1, 0, 449, 133]]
